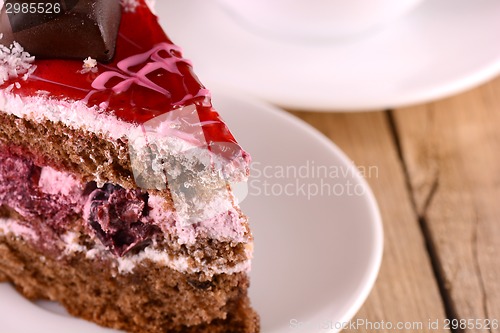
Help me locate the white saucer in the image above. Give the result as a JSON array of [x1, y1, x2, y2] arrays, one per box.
[[0, 92, 383, 333], [157, 0, 500, 111], [215, 90, 383, 332]]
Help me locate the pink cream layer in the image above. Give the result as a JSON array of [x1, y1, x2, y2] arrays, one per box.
[[0, 148, 249, 253]]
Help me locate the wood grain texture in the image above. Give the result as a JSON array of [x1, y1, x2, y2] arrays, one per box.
[[393, 76, 500, 332], [290, 111, 449, 332]]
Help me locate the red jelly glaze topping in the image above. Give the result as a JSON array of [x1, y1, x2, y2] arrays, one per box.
[[2, 0, 237, 146]]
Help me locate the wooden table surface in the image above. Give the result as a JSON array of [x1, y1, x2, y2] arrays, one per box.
[[289, 76, 500, 333]]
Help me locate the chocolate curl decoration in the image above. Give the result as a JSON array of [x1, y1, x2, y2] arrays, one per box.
[[5, 0, 79, 32], [0, 0, 121, 62]]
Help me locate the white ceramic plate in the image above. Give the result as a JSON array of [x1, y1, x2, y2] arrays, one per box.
[[0, 91, 383, 333], [157, 0, 500, 111]]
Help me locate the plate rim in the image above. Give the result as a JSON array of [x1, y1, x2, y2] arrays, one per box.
[[212, 87, 384, 332], [158, 0, 500, 112]]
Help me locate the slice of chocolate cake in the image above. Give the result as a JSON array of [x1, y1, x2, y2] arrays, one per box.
[[0, 0, 259, 332]]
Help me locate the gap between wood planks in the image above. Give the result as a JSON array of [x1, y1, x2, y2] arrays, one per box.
[[386, 110, 464, 333]]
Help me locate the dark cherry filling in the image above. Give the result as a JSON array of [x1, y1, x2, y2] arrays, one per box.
[[0, 149, 78, 232], [85, 182, 161, 256], [0, 147, 160, 257]]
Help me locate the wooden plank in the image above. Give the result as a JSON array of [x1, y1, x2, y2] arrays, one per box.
[[290, 110, 449, 332], [393, 76, 500, 332]]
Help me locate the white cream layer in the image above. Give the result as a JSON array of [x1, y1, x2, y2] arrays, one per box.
[[0, 217, 39, 241], [0, 219, 252, 276], [0, 91, 249, 183]]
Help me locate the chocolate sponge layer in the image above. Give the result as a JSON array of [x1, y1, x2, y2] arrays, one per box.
[[0, 232, 259, 333], [0, 111, 136, 188]]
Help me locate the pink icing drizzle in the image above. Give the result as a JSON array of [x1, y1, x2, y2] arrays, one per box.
[[90, 43, 189, 97]]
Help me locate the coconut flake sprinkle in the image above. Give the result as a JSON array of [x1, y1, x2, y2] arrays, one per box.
[[0, 41, 36, 85], [80, 56, 98, 74], [121, 0, 139, 12]]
